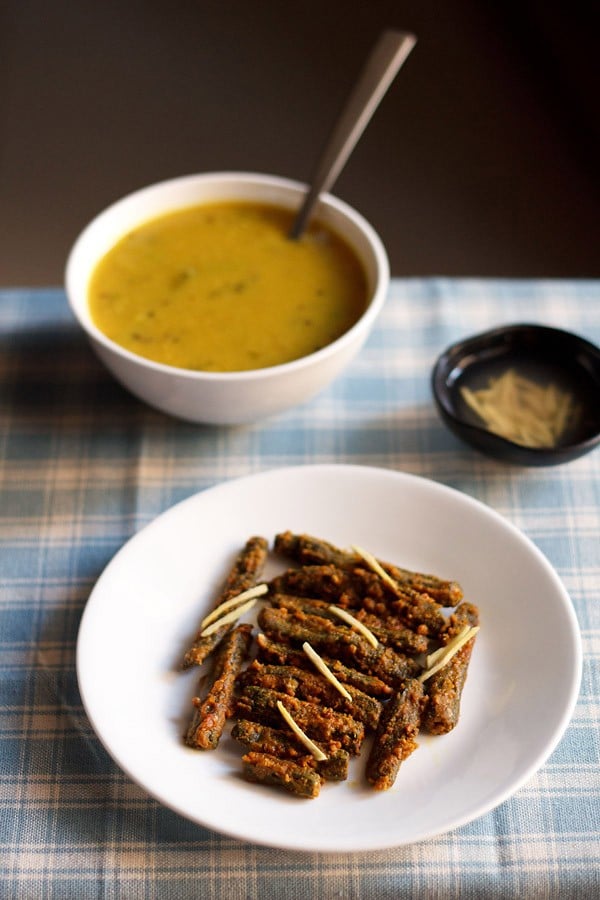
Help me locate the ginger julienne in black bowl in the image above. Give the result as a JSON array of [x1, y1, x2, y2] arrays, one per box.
[[432, 323, 600, 466]]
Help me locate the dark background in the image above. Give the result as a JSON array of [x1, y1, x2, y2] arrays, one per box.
[[1, 0, 598, 284]]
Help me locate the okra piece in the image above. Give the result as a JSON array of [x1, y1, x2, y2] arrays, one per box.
[[241, 751, 322, 798], [269, 565, 364, 608], [353, 608, 429, 655], [255, 633, 393, 698], [270, 564, 402, 609], [231, 719, 349, 781], [182, 536, 268, 669], [423, 602, 480, 735], [384, 562, 463, 607], [367, 585, 447, 637], [255, 633, 309, 668], [239, 660, 382, 730], [236, 685, 365, 755], [270, 592, 372, 626], [258, 606, 422, 685], [271, 561, 455, 632], [274, 531, 354, 569], [185, 624, 252, 750], [444, 601, 480, 638], [274, 531, 462, 607], [322, 656, 394, 698], [270, 592, 343, 621], [366, 679, 425, 790]]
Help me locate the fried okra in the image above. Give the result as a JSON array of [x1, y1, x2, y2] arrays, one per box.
[[182, 536, 268, 669], [178, 531, 479, 800], [185, 624, 252, 750], [366, 679, 425, 790]]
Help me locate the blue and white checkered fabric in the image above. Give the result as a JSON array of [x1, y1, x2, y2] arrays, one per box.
[[1, 281, 599, 899]]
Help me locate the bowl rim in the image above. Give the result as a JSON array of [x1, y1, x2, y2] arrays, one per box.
[[64, 170, 390, 382], [431, 321, 600, 463]]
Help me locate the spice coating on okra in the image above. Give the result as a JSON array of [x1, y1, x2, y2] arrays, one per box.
[[241, 751, 323, 798], [445, 601, 480, 638], [273, 534, 451, 637], [361, 586, 447, 638], [366, 679, 426, 790], [258, 605, 422, 685], [236, 685, 365, 754], [238, 659, 383, 730], [423, 602, 480, 735], [269, 565, 365, 608], [383, 562, 463, 607], [270, 563, 410, 609], [185, 623, 253, 750], [273, 531, 355, 569], [231, 719, 349, 781], [255, 633, 394, 698], [270, 591, 426, 655], [269, 592, 351, 622], [353, 608, 429, 655], [274, 531, 463, 606], [182, 536, 268, 668]]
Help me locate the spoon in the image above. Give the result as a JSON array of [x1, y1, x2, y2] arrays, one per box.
[[289, 28, 417, 240]]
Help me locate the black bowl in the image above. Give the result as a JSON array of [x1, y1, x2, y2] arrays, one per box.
[[432, 323, 600, 465]]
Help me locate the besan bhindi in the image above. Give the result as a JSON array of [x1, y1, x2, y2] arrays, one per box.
[[366, 678, 426, 790], [236, 685, 365, 755], [422, 602, 480, 735], [182, 535, 268, 669], [241, 751, 323, 799], [271, 537, 455, 637], [258, 605, 422, 685], [273, 530, 463, 606], [255, 633, 394, 698], [231, 719, 350, 781], [238, 659, 383, 730], [270, 592, 429, 656], [185, 623, 252, 750], [178, 530, 480, 798]]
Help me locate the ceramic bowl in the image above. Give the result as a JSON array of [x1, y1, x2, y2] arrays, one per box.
[[432, 323, 600, 465], [65, 172, 389, 424]]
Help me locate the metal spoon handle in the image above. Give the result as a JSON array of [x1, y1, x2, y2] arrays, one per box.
[[289, 29, 417, 239]]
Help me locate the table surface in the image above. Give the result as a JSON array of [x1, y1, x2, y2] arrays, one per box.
[[1, 280, 599, 899]]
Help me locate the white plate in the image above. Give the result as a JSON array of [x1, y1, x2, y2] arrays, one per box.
[[76, 465, 582, 852]]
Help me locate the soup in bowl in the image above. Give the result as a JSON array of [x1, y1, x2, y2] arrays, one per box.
[[66, 172, 389, 424]]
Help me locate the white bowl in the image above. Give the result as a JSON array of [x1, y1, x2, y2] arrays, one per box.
[[65, 172, 389, 424]]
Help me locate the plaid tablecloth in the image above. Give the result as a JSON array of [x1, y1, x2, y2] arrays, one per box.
[[1, 280, 599, 899]]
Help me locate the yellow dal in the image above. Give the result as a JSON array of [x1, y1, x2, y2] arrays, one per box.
[[88, 201, 368, 372]]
